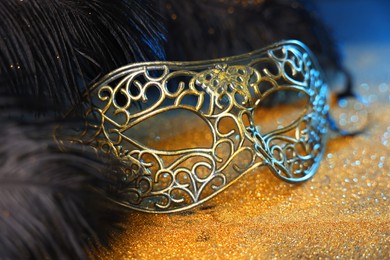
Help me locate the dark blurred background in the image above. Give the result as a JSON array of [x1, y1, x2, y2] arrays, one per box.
[[315, 0, 390, 88]]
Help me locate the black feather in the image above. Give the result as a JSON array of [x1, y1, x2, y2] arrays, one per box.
[[161, 0, 348, 90], [0, 98, 129, 259], [0, 1, 166, 257], [0, 0, 165, 109]]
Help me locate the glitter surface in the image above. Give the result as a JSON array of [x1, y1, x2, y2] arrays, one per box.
[[97, 67, 389, 259], [97, 6, 390, 255]]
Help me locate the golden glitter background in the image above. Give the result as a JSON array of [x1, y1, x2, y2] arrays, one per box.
[[99, 59, 390, 256], [98, 5, 390, 260], [99, 84, 389, 259]]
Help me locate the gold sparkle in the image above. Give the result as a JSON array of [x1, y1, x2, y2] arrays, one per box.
[[97, 81, 389, 259]]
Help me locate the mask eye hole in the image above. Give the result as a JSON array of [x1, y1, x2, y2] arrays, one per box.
[[122, 108, 213, 152], [253, 89, 309, 136]]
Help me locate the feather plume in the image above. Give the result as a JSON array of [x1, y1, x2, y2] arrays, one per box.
[[0, 0, 165, 109], [160, 0, 348, 91], [0, 97, 129, 259], [0, 1, 166, 257]]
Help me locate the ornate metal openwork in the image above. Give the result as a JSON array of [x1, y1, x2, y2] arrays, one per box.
[[68, 40, 328, 213]]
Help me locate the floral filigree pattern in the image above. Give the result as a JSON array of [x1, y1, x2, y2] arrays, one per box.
[[67, 41, 328, 213]]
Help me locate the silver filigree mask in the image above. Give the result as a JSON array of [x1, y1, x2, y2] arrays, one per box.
[[66, 40, 329, 213]]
